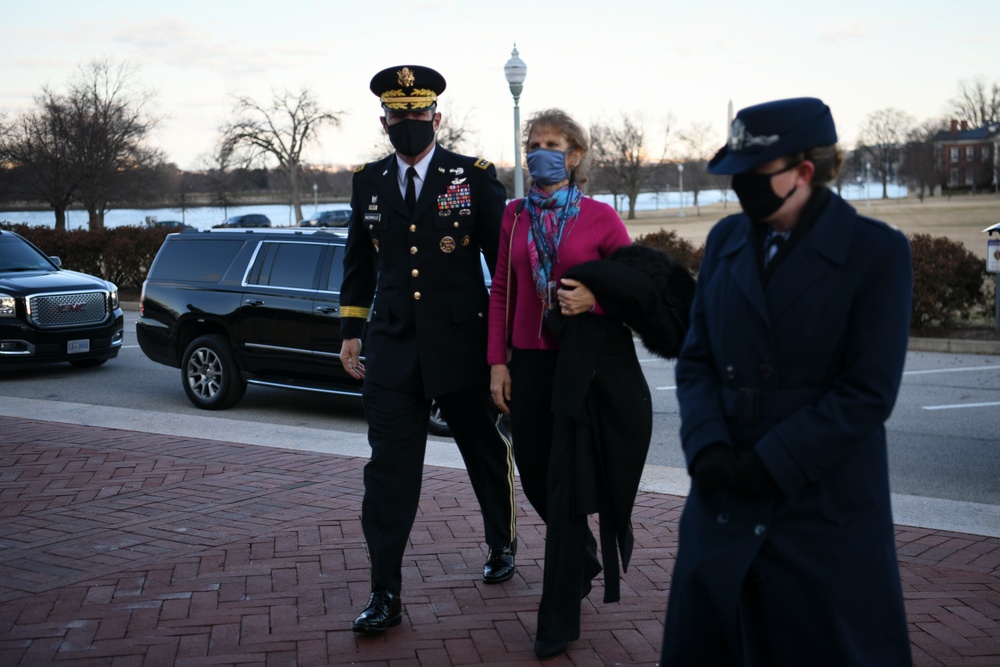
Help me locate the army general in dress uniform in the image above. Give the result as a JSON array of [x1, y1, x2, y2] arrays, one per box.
[[339, 65, 518, 635]]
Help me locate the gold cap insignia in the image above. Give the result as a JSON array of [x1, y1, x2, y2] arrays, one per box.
[[397, 67, 415, 87]]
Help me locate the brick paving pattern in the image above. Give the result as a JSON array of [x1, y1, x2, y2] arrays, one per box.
[[0, 415, 998, 666]]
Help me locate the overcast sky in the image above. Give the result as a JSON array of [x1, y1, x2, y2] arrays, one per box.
[[4, 0, 998, 171]]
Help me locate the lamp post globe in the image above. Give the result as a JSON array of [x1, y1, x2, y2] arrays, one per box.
[[504, 44, 527, 198], [677, 163, 685, 218]]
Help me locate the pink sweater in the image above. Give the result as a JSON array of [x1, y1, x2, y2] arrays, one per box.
[[487, 197, 631, 365]]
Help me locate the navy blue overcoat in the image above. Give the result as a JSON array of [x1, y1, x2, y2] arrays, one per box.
[[661, 192, 914, 666]]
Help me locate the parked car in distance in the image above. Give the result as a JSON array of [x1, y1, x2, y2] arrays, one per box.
[[135, 227, 491, 436], [0, 229, 124, 369], [148, 219, 195, 231], [222, 213, 271, 228], [298, 209, 351, 227]]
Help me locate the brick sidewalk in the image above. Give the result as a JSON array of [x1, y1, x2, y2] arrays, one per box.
[[0, 416, 998, 666]]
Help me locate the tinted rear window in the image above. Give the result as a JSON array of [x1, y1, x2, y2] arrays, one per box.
[[153, 239, 245, 282]]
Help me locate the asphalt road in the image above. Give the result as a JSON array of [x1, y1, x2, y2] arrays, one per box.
[[2, 311, 998, 508]]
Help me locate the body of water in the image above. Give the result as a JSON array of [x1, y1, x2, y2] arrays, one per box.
[[0, 183, 908, 231]]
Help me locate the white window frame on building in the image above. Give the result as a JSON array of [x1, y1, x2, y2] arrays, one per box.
[[966, 146, 976, 161], [949, 167, 959, 186], [950, 147, 960, 162]]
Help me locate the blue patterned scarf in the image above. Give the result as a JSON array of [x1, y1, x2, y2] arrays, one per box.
[[525, 182, 582, 309]]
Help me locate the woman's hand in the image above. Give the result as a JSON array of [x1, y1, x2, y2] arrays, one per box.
[[490, 363, 512, 414], [557, 278, 595, 316]]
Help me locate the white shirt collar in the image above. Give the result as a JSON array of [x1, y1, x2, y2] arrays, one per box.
[[395, 144, 436, 196]]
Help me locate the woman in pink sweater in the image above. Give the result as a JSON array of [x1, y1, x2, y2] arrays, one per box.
[[487, 109, 631, 658]]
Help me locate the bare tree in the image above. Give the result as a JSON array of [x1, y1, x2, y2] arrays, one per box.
[[589, 113, 648, 219], [856, 108, 915, 199], [677, 122, 719, 215], [950, 76, 1000, 128], [221, 89, 342, 223], [1, 93, 79, 230], [898, 119, 947, 201]]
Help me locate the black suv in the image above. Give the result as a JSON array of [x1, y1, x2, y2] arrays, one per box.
[[222, 214, 271, 228], [135, 227, 455, 434], [0, 229, 123, 368]]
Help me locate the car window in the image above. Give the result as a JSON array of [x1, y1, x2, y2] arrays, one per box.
[[323, 245, 345, 292], [153, 239, 245, 282], [0, 236, 54, 271], [247, 241, 324, 290]]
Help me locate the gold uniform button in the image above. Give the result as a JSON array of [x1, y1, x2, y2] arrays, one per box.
[[410, 246, 418, 255], [411, 269, 419, 277], [409, 224, 416, 232], [453, 222, 459, 228], [413, 292, 421, 300]]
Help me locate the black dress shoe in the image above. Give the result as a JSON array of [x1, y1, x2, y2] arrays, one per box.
[[482, 546, 515, 584], [352, 588, 402, 634], [534, 639, 568, 658]]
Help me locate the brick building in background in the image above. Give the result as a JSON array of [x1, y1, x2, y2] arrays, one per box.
[[934, 120, 1000, 191]]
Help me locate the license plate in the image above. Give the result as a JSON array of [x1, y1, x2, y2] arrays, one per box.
[[67, 339, 90, 354]]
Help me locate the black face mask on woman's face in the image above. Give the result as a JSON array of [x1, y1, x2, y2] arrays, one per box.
[[731, 160, 801, 220], [386, 118, 436, 157]]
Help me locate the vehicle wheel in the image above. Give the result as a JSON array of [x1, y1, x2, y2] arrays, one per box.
[[428, 399, 452, 437], [69, 358, 107, 368], [181, 334, 246, 410]]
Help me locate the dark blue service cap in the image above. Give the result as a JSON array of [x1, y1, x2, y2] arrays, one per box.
[[369, 65, 446, 111], [707, 97, 838, 175]]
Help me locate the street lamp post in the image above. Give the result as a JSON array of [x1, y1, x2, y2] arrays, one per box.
[[313, 183, 318, 214], [504, 44, 527, 199], [865, 161, 872, 207], [677, 163, 685, 217]]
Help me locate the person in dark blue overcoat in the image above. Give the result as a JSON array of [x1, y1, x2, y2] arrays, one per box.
[[661, 98, 913, 666]]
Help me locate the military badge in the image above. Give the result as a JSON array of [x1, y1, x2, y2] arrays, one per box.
[[440, 236, 456, 253], [397, 67, 415, 87], [461, 235, 470, 247], [438, 182, 472, 212]]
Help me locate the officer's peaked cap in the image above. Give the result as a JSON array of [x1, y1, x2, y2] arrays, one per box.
[[370, 65, 446, 111], [708, 97, 837, 175]]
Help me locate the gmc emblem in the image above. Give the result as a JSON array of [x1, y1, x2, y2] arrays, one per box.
[[57, 303, 86, 313]]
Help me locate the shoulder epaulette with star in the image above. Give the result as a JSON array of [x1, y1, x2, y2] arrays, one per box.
[[353, 163, 366, 173]]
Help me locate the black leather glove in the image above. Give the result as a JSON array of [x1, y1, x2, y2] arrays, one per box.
[[692, 443, 779, 499]]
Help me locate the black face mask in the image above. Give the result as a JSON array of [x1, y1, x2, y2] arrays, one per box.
[[731, 161, 801, 220], [386, 118, 435, 157]]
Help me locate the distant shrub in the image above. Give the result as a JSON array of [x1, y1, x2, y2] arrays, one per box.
[[633, 228, 704, 274], [909, 233, 989, 327]]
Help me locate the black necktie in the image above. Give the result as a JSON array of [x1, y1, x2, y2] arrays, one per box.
[[405, 167, 417, 211]]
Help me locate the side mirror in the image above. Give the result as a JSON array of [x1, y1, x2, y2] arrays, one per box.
[[49, 256, 62, 268]]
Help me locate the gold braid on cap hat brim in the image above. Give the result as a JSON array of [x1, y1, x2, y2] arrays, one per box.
[[381, 88, 438, 109]]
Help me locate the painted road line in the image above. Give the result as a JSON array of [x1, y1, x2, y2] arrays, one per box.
[[922, 401, 1000, 411]]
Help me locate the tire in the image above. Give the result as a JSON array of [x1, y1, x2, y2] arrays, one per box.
[[181, 334, 246, 410], [427, 399, 452, 437], [69, 358, 107, 368]]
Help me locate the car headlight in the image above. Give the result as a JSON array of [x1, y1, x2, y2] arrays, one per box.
[[109, 289, 119, 309], [0, 293, 15, 317]]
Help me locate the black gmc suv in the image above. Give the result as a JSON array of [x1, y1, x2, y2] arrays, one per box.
[[1, 229, 123, 369], [135, 227, 455, 434]]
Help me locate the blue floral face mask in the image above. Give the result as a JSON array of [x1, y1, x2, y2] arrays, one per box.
[[526, 148, 570, 186]]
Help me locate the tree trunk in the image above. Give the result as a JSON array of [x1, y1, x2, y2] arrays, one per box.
[[53, 207, 67, 232], [288, 165, 303, 223], [87, 206, 105, 230]]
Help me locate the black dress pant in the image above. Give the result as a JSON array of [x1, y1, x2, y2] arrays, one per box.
[[361, 381, 516, 595], [510, 348, 601, 642]]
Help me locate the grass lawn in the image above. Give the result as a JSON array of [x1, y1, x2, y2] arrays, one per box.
[[621, 191, 1000, 339]]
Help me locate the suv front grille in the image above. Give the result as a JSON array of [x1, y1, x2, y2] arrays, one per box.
[[28, 291, 109, 328]]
